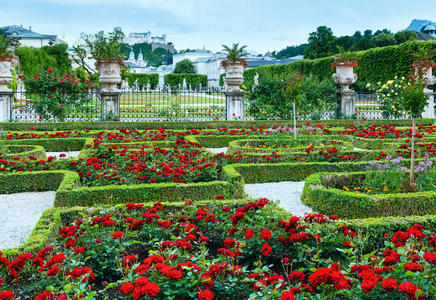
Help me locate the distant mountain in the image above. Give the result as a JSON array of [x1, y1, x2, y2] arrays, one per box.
[[406, 19, 436, 32]]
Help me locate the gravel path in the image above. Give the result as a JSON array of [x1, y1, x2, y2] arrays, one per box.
[[206, 147, 228, 154], [244, 181, 313, 217], [0, 191, 55, 250], [46, 151, 82, 159]]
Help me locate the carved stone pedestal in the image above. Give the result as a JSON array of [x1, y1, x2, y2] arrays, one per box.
[[225, 90, 244, 120], [100, 90, 121, 120]]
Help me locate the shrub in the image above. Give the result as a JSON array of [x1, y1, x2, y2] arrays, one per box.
[[164, 73, 208, 89], [125, 73, 159, 89]]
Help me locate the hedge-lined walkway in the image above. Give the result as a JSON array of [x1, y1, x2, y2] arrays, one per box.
[[245, 181, 312, 217], [0, 191, 55, 249]]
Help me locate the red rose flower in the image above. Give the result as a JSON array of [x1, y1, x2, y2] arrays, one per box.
[[260, 229, 271, 240], [398, 282, 417, 298], [288, 271, 305, 282], [380, 277, 398, 292], [245, 229, 255, 239], [112, 231, 124, 239], [404, 262, 421, 272], [198, 289, 214, 300], [261, 244, 272, 256]]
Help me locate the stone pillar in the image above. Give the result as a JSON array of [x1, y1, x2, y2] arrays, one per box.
[[422, 67, 435, 119], [340, 90, 356, 116], [0, 92, 12, 122], [0, 59, 13, 122], [100, 90, 121, 120], [225, 90, 244, 120], [98, 62, 122, 120], [422, 88, 435, 119]]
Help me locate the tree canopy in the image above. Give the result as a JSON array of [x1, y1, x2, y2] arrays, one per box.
[[173, 59, 195, 74], [274, 25, 418, 60]]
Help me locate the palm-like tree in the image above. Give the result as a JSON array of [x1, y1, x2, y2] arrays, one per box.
[[221, 43, 248, 63]]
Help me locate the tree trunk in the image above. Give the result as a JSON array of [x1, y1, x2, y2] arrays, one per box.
[[293, 100, 296, 140], [410, 117, 416, 186]]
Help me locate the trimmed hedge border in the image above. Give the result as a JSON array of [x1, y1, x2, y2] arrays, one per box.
[[0, 118, 433, 131], [301, 171, 436, 219], [343, 214, 436, 252], [0, 166, 244, 207], [228, 161, 372, 183], [2, 145, 46, 160], [1, 138, 89, 152]]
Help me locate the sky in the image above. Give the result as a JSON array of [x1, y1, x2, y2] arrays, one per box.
[[0, 0, 435, 54]]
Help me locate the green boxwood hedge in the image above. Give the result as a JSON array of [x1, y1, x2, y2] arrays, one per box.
[[343, 214, 436, 252], [125, 73, 159, 89], [228, 161, 371, 183], [164, 73, 208, 88], [2, 145, 46, 160], [0, 170, 79, 194], [1, 138, 89, 152], [302, 172, 436, 219]]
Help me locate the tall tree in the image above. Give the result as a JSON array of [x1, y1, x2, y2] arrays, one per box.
[[394, 30, 418, 44], [372, 33, 396, 47], [173, 59, 195, 74], [363, 29, 373, 39], [304, 26, 336, 59]]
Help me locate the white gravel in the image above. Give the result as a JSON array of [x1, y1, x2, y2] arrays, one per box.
[[244, 181, 313, 217], [0, 191, 55, 250], [46, 151, 82, 159], [206, 147, 228, 154]]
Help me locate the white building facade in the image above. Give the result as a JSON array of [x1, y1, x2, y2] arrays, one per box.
[[0, 25, 66, 48]]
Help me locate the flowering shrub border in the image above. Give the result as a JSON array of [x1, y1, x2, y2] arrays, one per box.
[[302, 171, 436, 219], [1, 118, 434, 132]]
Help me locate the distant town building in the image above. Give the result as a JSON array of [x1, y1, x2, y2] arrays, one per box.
[[406, 19, 436, 41], [124, 48, 147, 73], [0, 25, 67, 47]]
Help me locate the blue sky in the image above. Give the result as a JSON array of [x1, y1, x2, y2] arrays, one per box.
[[1, 0, 435, 53]]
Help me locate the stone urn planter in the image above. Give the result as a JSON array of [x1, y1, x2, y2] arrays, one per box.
[[332, 65, 357, 92], [0, 57, 13, 92], [224, 64, 244, 92], [97, 61, 122, 91]]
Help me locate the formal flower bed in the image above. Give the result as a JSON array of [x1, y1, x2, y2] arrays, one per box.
[[343, 124, 436, 140], [343, 155, 435, 194], [0, 200, 435, 299]]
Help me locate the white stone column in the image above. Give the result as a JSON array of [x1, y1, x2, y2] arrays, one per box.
[[225, 90, 244, 120], [100, 91, 121, 120], [0, 60, 13, 122], [422, 88, 435, 119], [422, 67, 435, 119], [0, 92, 12, 122]]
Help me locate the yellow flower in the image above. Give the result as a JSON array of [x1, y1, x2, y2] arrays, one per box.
[[343, 186, 350, 191]]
